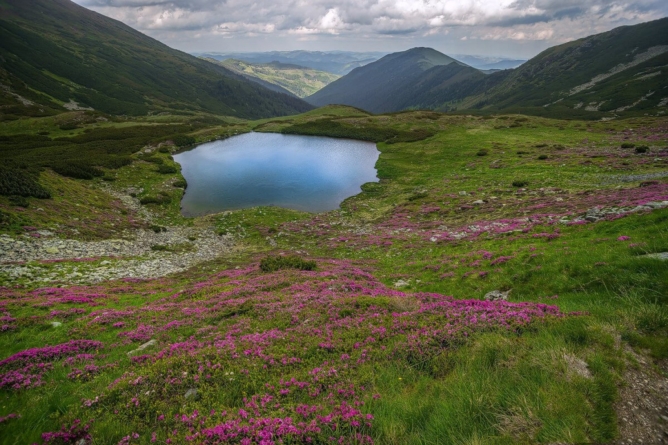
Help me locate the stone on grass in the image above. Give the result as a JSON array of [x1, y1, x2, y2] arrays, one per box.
[[642, 252, 668, 261], [484, 290, 511, 301], [185, 388, 199, 400], [563, 353, 592, 379], [127, 339, 157, 356], [394, 279, 410, 288], [50, 321, 62, 328]]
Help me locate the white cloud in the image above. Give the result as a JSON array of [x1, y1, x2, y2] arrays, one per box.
[[71, 0, 668, 56]]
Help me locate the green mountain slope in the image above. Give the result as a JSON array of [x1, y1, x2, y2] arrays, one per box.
[[210, 59, 341, 98], [0, 0, 312, 119], [455, 17, 668, 118], [306, 48, 475, 113]]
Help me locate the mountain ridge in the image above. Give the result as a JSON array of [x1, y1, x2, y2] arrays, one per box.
[[0, 0, 313, 119]]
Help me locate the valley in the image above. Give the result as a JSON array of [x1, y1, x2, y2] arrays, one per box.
[[1, 0, 668, 443]]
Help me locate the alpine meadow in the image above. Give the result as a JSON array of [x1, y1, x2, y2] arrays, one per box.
[[1, 0, 668, 444]]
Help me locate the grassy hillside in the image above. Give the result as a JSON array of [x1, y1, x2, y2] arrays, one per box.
[[0, 0, 313, 119], [306, 48, 475, 113], [457, 17, 668, 118], [0, 106, 667, 443], [212, 59, 340, 98]]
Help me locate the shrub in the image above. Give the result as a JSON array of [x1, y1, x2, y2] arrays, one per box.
[[621, 143, 635, 149], [260, 255, 316, 272], [173, 179, 187, 188], [538, 155, 548, 160], [140, 194, 171, 205], [8, 195, 29, 208], [51, 163, 104, 180], [476, 149, 489, 156], [512, 180, 529, 187], [0, 169, 51, 198], [635, 146, 649, 154], [158, 147, 170, 153], [171, 135, 196, 147], [58, 123, 79, 131], [157, 165, 178, 174], [142, 156, 163, 164], [151, 225, 167, 233]]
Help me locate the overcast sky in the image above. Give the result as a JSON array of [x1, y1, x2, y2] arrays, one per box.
[[72, 0, 667, 58]]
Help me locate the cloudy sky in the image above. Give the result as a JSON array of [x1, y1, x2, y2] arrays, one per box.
[[72, 0, 668, 58]]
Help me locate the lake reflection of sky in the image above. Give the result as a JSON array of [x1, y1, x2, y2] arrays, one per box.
[[174, 132, 380, 216]]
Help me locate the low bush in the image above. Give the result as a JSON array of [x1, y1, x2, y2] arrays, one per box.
[[538, 155, 548, 160], [157, 165, 178, 174], [0, 169, 51, 198], [8, 195, 29, 208], [260, 255, 316, 272], [173, 179, 187, 188], [621, 143, 635, 149], [51, 163, 104, 180], [140, 194, 171, 205], [635, 146, 649, 154], [476, 149, 489, 156], [512, 180, 529, 187]]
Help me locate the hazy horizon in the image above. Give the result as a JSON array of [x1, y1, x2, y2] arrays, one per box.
[[72, 0, 667, 60]]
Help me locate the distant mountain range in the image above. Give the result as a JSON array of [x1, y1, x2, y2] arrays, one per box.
[[306, 18, 668, 118], [206, 59, 340, 98], [193, 51, 387, 75], [0, 0, 312, 119]]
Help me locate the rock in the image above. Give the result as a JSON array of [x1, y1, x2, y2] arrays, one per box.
[[45, 247, 59, 254], [394, 279, 410, 288], [472, 200, 484, 205], [100, 260, 111, 266], [484, 290, 511, 301], [642, 252, 668, 261], [184, 388, 199, 400], [127, 339, 157, 356], [50, 321, 62, 328], [458, 191, 468, 196], [563, 353, 592, 379]]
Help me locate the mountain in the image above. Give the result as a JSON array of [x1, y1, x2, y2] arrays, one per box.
[[451, 55, 526, 70], [306, 18, 668, 118], [194, 51, 386, 75], [0, 0, 312, 119], [209, 59, 340, 98], [457, 17, 668, 118], [305, 48, 482, 113]]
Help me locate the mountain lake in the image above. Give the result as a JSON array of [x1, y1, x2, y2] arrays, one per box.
[[174, 132, 380, 216]]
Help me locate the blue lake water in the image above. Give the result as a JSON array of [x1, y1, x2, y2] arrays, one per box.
[[174, 132, 380, 216]]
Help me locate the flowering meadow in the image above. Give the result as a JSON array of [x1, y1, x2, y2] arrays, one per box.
[[1, 111, 668, 444]]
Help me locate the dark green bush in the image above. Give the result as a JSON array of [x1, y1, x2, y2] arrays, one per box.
[[158, 147, 170, 153], [538, 155, 548, 160], [151, 225, 167, 233], [260, 255, 316, 272], [173, 179, 187, 188], [171, 134, 196, 147], [476, 149, 489, 156], [8, 195, 29, 208], [51, 162, 104, 180], [0, 168, 51, 198], [157, 165, 178, 174], [143, 156, 164, 164], [512, 180, 529, 187], [58, 123, 79, 131], [140, 194, 171, 205], [621, 143, 635, 149], [635, 146, 649, 153]]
